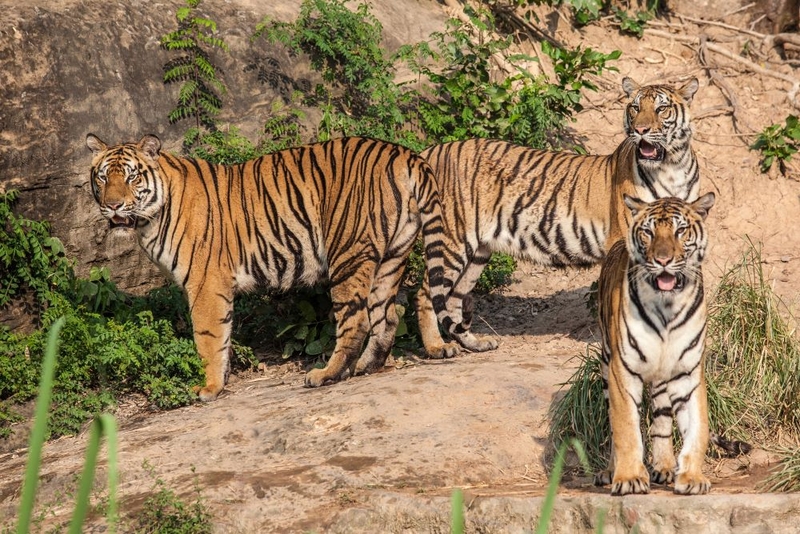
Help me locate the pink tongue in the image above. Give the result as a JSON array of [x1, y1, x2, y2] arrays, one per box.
[[639, 141, 657, 158], [657, 273, 676, 291], [111, 215, 127, 224]]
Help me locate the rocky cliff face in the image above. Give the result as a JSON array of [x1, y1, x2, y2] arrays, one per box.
[[0, 0, 445, 293]]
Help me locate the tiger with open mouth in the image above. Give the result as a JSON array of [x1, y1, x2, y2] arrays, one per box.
[[415, 77, 702, 358]]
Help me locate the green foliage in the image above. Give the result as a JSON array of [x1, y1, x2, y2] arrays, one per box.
[[475, 253, 517, 293], [567, 0, 605, 25], [751, 114, 800, 173], [161, 0, 229, 135], [255, 0, 420, 148], [128, 464, 212, 534], [404, 7, 619, 147], [259, 97, 307, 153], [613, 6, 654, 38], [183, 126, 259, 165], [0, 190, 74, 309], [761, 446, 800, 492], [540, 41, 621, 118]]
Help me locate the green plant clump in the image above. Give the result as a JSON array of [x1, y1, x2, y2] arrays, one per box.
[[751, 114, 800, 173], [161, 0, 229, 142], [0, 190, 210, 439]]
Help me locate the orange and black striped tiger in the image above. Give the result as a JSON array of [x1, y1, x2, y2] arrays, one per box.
[[86, 134, 448, 400], [415, 77, 701, 358], [595, 192, 715, 496]]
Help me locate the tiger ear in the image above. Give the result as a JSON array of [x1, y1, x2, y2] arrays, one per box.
[[623, 193, 647, 217], [138, 135, 162, 162], [621, 77, 640, 98], [678, 78, 700, 104], [691, 192, 716, 220], [86, 133, 107, 154]]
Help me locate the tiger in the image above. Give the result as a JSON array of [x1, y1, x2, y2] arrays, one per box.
[[414, 77, 701, 358], [595, 192, 716, 496], [85, 134, 449, 401]]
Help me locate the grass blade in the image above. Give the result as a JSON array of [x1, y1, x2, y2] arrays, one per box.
[[17, 316, 65, 534], [451, 488, 464, 534], [68, 413, 119, 533]]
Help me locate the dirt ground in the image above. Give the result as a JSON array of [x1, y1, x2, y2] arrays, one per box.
[[3, 0, 800, 532]]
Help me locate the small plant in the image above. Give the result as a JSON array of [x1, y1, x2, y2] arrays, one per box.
[[548, 345, 610, 472], [161, 0, 229, 137], [128, 463, 212, 534], [751, 114, 800, 173], [613, 6, 654, 38]]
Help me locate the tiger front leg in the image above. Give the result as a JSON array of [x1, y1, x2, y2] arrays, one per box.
[[188, 284, 234, 402], [608, 359, 649, 496], [649, 381, 677, 485], [671, 370, 711, 495]]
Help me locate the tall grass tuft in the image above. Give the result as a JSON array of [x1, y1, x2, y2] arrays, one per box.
[[548, 346, 609, 472], [705, 240, 800, 441]]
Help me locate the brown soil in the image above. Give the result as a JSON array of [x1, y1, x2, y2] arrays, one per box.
[[3, 0, 800, 532]]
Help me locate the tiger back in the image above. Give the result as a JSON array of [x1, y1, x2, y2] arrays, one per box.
[[86, 134, 446, 400], [415, 77, 701, 359], [596, 192, 716, 496]]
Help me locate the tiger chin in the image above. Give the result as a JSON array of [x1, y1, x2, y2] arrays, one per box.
[[415, 76, 702, 359], [595, 192, 716, 496], [86, 134, 446, 401]]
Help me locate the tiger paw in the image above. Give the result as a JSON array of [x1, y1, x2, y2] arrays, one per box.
[[425, 341, 461, 359], [193, 384, 223, 402], [674, 472, 711, 495], [593, 470, 612, 486], [453, 332, 499, 353], [304, 368, 333, 388], [611, 476, 650, 496], [649, 466, 675, 485]]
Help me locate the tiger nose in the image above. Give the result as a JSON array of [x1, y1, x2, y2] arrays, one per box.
[[106, 202, 123, 211], [655, 255, 671, 266], [635, 126, 650, 134]]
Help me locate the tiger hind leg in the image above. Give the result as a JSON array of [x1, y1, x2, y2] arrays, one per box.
[[304, 263, 373, 388], [649, 381, 677, 485], [354, 253, 409, 375], [448, 246, 499, 353], [416, 279, 461, 359]]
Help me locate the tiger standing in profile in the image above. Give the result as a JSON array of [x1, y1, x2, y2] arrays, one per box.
[[86, 134, 449, 401], [595, 192, 716, 496], [415, 77, 701, 358]]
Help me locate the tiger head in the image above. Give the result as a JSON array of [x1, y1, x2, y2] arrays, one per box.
[[623, 192, 715, 293], [621, 77, 699, 165], [85, 134, 163, 230]]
